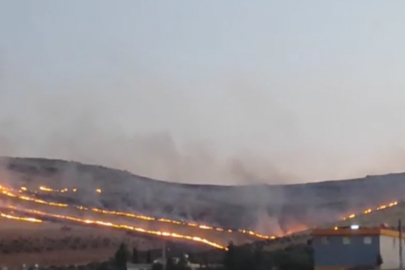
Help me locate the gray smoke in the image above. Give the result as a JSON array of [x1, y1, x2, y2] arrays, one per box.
[[1, 59, 404, 236], [0, 78, 299, 186]]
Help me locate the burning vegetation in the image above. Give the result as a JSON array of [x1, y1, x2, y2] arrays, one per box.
[[0, 182, 402, 250], [0, 158, 405, 269]]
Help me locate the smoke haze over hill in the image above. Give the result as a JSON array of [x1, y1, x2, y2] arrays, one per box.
[[2, 1, 405, 185]]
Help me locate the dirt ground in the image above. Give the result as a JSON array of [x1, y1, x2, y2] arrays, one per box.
[[0, 220, 161, 268], [0, 193, 262, 268], [0, 249, 115, 268], [4, 197, 259, 246]]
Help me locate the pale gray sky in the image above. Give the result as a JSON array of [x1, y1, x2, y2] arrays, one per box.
[[1, 1, 405, 185]]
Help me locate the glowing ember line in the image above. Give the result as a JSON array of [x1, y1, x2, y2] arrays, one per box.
[[4, 185, 273, 240], [341, 201, 398, 220], [39, 186, 53, 192], [6, 205, 227, 250], [0, 212, 42, 223], [3, 185, 401, 240]]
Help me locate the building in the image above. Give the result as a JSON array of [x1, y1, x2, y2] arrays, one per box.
[[313, 226, 405, 270]]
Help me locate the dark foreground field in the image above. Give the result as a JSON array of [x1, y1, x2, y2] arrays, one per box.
[[0, 218, 214, 267], [0, 220, 143, 267]]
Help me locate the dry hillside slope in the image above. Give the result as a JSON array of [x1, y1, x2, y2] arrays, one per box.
[[2, 157, 405, 235]]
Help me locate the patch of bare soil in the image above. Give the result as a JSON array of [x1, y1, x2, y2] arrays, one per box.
[[0, 220, 160, 267]]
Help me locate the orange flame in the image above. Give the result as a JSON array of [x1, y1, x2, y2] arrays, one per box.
[[4, 205, 227, 250], [1, 185, 273, 240], [0, 212, 42, 223], [341, 201, 398, 220], [3, 184, 400, 243]]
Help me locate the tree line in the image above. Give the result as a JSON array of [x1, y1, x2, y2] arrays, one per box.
[[222, 242, 313, 270], [111, 241, 314, 270]]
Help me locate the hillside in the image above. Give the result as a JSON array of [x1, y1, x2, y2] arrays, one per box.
[[1, 156, 405, 234], [260, 199, 405, 252]]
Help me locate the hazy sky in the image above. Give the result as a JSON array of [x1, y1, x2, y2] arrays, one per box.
[[1, 1, 405, 185]]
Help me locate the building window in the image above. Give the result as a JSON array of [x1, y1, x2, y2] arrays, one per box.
[[321, 237, 329, 244], [364, 236, 372, 244], [343, 236, 351, 244]]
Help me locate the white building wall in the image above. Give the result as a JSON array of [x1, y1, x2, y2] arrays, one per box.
[[379, 235, 405, 269]]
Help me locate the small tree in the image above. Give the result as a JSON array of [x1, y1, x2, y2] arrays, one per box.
[[152, 263, 163, 270], [177, 254, 191, 270], [146, 250, 152, 264], [201, 253, 208, 268], [132, 247, 139, 263], [151, 263, 163, 270], [166, 257, 176, 270], [224, 242, 236, 270], [98, 261, 112, 270], [115, 243, 130, 270], [252, 245, 263, 270], [376, 253, 383, 268]]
